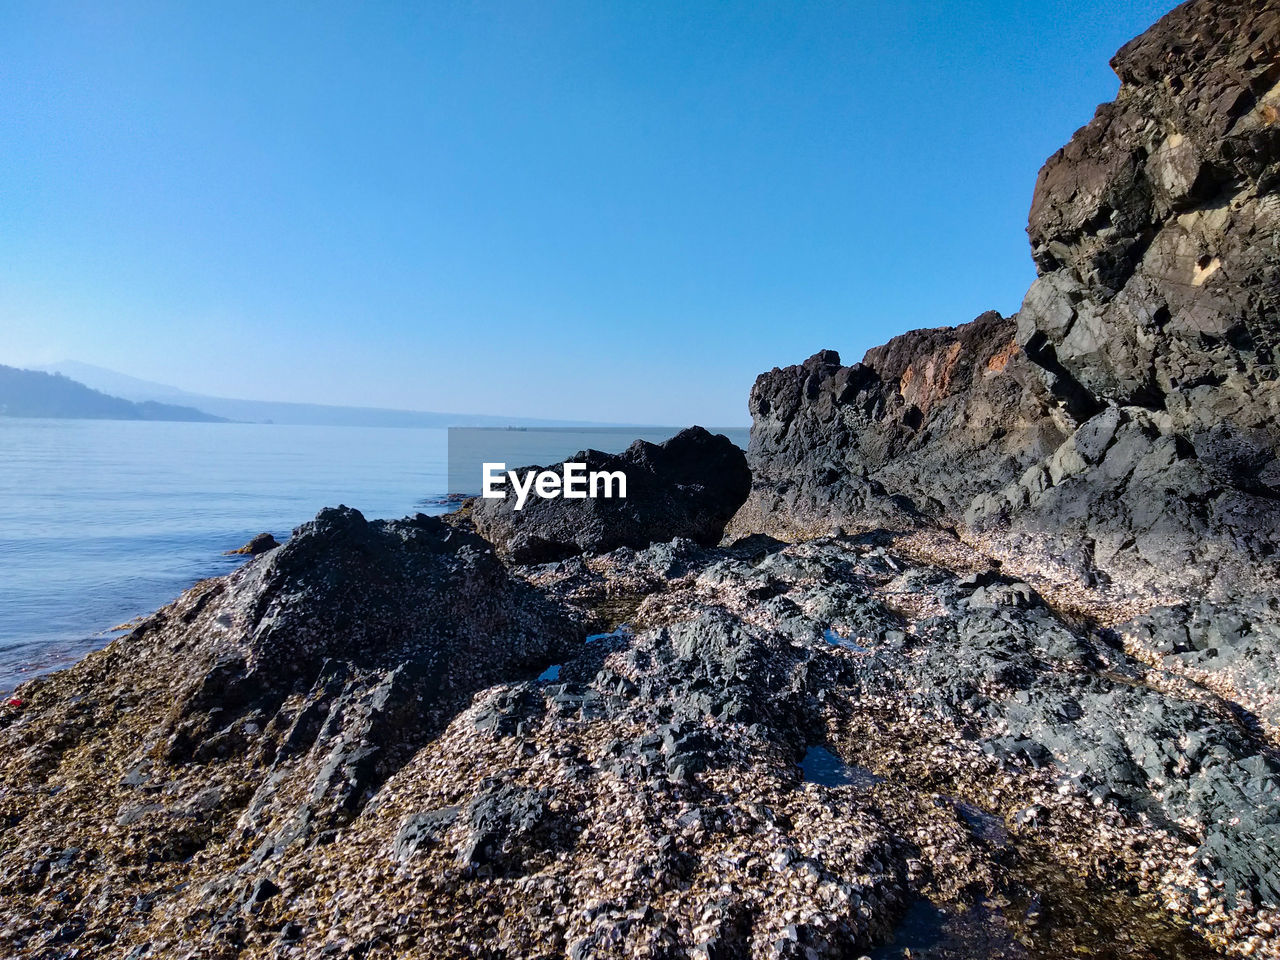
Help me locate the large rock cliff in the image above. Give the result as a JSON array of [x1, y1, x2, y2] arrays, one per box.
[[731, 0, 1280, 601]]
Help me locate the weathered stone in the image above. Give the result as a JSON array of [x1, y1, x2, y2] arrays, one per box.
[[224, 532, 281, 556], [470, 426, 751, 563], [730, 0, 1280, 600]]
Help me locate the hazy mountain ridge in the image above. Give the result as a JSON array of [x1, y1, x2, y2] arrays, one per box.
[[0, 365, 227, 422], [37, 360, 609, 428]]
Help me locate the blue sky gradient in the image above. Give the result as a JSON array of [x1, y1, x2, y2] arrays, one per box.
[[1, 1, 1178, 424]]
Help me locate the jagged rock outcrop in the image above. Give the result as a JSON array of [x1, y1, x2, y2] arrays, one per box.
[[0, 506, 579, 957], [731, 0, 1280, 600], [998, 0, 1280, 595], [469, 426, 751, 563], [225, 532, 280, 556], [1021, 0, 1280, 439], [726, 313, 1066, 542]]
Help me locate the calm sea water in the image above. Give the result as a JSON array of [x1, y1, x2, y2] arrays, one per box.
[[0, 419, 449, 693]]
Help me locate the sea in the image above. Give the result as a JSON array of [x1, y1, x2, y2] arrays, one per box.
[[0, 418, 748, 694], [0, 419, 449, 693]]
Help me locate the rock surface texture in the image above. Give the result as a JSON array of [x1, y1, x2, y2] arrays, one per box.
[[4, 3, 1280, 960], [2, 532, 1276, 958], [728, 315, 1064, 545], [225, 532, 281, 556], [0, 507, 581, 958]]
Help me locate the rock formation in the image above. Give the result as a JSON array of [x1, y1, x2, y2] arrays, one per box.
[[4, 3, 1280, 959], [731, 0, 1280, 602], [726, 314, 1063, 545], [225, 532, 281, 556], [0, 507, 580, 957], [469, 426, 751, 564], [6, 526, 1278, 957]]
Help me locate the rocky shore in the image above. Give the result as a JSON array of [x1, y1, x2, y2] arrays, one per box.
[[3, 2, 1280, 958]]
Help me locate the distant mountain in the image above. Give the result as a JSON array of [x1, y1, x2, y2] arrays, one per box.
[[0, 365, 227, 422], [36, 361, 608, 428], [35, 361, 194, 405]]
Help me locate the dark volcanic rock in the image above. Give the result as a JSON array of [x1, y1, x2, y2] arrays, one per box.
[[732, 0, 1280, 599], [225, 532, 281, 556], [453, 780, 569, 872], [1022, 0, 1280, 437], [1120, 595, 1280, 737], [469, 426, 751, 563], [901, 596, 1280, 906], [163, 506, 575, 721], [997, 0, 1280, 595], [727, 313, 1066, 542]]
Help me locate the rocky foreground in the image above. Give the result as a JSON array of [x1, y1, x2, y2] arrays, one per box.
[[4, 519, 1279, 959], [4, 1, 1280, 958]]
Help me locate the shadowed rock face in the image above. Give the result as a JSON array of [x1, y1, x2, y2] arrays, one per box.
[[160, 506, 578, 715], [469, 426, 752, 564], [733, 0, 1280, 599], [1005, 0, 1280, 595]]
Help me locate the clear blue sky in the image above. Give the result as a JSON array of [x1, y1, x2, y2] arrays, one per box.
[[1, 1, 1177, 425]]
